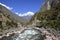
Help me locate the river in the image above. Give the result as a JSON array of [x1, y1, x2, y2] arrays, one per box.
[[0, 27, 44, 40]]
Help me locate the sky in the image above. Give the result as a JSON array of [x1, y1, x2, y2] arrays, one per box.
[[0, 0, 45, 16]]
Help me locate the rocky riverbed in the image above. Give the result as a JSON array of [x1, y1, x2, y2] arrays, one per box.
[[0, 26, 60, 40]]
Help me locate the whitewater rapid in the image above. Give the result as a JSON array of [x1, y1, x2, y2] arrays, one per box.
[[0, 27, 44, 40]]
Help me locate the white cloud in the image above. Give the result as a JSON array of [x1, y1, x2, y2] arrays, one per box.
[[0, 3, 34, 16], [0, 3, 13, 10], [16, 11, 34, 17]]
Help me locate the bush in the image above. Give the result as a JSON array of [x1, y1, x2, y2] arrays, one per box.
[[31, 3, 60, 30]]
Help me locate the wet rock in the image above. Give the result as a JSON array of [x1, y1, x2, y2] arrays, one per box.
[[0, 27, 45, 40], [15, 28, 44, 40]]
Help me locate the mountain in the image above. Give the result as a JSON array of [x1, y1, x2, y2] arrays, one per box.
[[0, 4, 30, 30], [30, 0, 60, 30], [22, 15, 33, 22], [40, 0, 60, 12], [0, 6, 18, 30], [29, 0, 60, 39], [0, 4, 29, 25]]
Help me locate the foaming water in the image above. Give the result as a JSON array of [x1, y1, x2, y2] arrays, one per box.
[[0, 28, 44, 40]]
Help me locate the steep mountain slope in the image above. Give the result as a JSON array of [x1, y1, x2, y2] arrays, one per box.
[[0, 5, 28, 24], [0, 10, 18, 30], [30, 0, 60, 30], [40, 0, 60, 12], [0, 4, 31, 30]]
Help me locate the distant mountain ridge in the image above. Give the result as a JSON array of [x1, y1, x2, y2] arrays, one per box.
[[0, 4, 30, 24]]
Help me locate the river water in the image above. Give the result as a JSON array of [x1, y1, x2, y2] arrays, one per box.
[[0, 28, 44, 40]]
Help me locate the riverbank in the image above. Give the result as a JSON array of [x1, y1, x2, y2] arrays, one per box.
[[0, 25, 60, 40], [0, 26, 26, 38]]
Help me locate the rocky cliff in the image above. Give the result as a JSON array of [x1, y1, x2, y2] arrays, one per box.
[[31, 0, 60, 29], [30, 0, 60, 40], [40, 0, 60, 12]]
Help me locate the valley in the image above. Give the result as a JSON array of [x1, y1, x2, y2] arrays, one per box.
[[0, 0, 60, 40]]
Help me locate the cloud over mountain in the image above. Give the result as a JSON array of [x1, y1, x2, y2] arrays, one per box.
[[0, 3, 34, 17], [0, 3, 13, 10], [16, 11, 34, 16]]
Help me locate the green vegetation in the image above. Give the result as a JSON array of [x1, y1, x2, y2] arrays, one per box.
[[31, 3, 60, 30], [0, 11, 18, 30]]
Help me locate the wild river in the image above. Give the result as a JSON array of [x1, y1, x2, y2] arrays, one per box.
[[0, 27, 44, 40]]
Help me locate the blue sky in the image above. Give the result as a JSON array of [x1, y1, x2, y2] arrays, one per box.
[[0, 0, 45, 16]]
